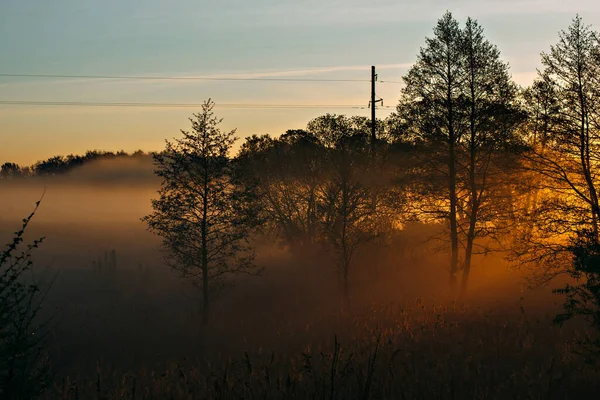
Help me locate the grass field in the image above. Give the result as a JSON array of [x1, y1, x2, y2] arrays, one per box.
[[41, 299, 600, 400]]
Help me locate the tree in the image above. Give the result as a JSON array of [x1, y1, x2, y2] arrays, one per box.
[[517, 74, 561, 236], [0, 201, 50, 399], [317, 128, 376, 300], [0, 163, 22, 179], [236, 115, 391, 300], [521, 17, 600, 362], [33, 156, 67, 176], [0, 162, 22, 179], [515, 16, 600, 282], [397, 12, 466, 289], [236, 131, 324, 250], [540, 15, 600, 236], [458, 17, 525, 294], [522, 73, 561, 152], [397, 13, 525, 294], [143, 99, 259, 326]]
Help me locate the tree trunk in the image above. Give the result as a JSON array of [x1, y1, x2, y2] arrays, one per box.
[[446, 52, 459, 291], [343, 266, 349, 306], [461, 222, 476, 297], [592, 206, 599, 240], [461, 244, 473, 297], [462, 54, 478, 298], [448, 125, 459, 289], [462, 182, 478, 297], [201, 167, 210, 327], [201, 283, 209, 326]]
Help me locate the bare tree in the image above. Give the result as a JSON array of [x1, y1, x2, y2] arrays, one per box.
[[515, 16, 600, 282]]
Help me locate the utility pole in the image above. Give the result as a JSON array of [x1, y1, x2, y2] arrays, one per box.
[[369, 66, 383, 211], [369, 66, 383, 149]]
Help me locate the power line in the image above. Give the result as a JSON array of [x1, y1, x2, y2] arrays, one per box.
[[0, 72, 404, 84], [0, 100, 398, 112], [0, 100, 376, 109], [0, 73, 367, 83]]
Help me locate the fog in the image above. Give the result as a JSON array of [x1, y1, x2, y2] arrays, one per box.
[[0, 158, 565, 386]]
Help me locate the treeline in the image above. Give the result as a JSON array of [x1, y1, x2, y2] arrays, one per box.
[[0, 149, 150, 179], [142, 12, 600, 338], [3, 11, 599, 348]]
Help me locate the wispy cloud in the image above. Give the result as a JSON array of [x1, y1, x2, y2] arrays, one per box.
[[177, 63, 411, 79]]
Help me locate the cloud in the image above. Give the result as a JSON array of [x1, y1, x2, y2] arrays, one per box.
[[177, 63, 411, 79], [0, 64, 411, 110]]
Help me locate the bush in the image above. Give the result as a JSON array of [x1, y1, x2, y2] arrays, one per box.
[[554, 228, 600, 366], [0, 201, 51, 399]]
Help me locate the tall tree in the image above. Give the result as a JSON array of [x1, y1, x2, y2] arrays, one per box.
[[398, 13, 524, 293], [516, 16, 600, 282], [143, 100, 258, 326], [397, 12, 466, 288], [458, 18, 524, 294], [541, 15, 600, 236]]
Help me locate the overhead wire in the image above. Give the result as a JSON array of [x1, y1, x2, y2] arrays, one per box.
[[0, 100, 389, 109], [0, 70, 401, 110], [0, 73, 367, 83], [0, 72, 403, 84]]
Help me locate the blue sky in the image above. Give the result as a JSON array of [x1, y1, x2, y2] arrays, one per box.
[[1, 0, 599, 165]]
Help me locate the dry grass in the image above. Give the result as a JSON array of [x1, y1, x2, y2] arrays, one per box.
[[42, 300, 600, 400]]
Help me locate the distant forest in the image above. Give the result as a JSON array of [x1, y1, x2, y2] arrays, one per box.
[[0, 149, 151, 178]]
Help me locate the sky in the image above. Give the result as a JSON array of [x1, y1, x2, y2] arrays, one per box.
[[1, 0, 599, 165]]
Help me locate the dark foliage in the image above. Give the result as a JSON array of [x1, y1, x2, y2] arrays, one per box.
[[554, 229, 600, 365], [0, 201, 51, 399], [0, 150, 149, 179]]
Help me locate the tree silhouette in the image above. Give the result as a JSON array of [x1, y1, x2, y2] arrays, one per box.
[[397, 12, 465, 289], [317, 127, 376, 300], [398, 12, 466, 285], [397, 13, 525, 294], [458, 17, 525, 294], [514, 16, 600, 283], [0, 163, 22, 179], [143, 99, 259, 326], [33, 156, 66, 176], [236, 130, 324, 250], [236, 115, 390, 299]]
